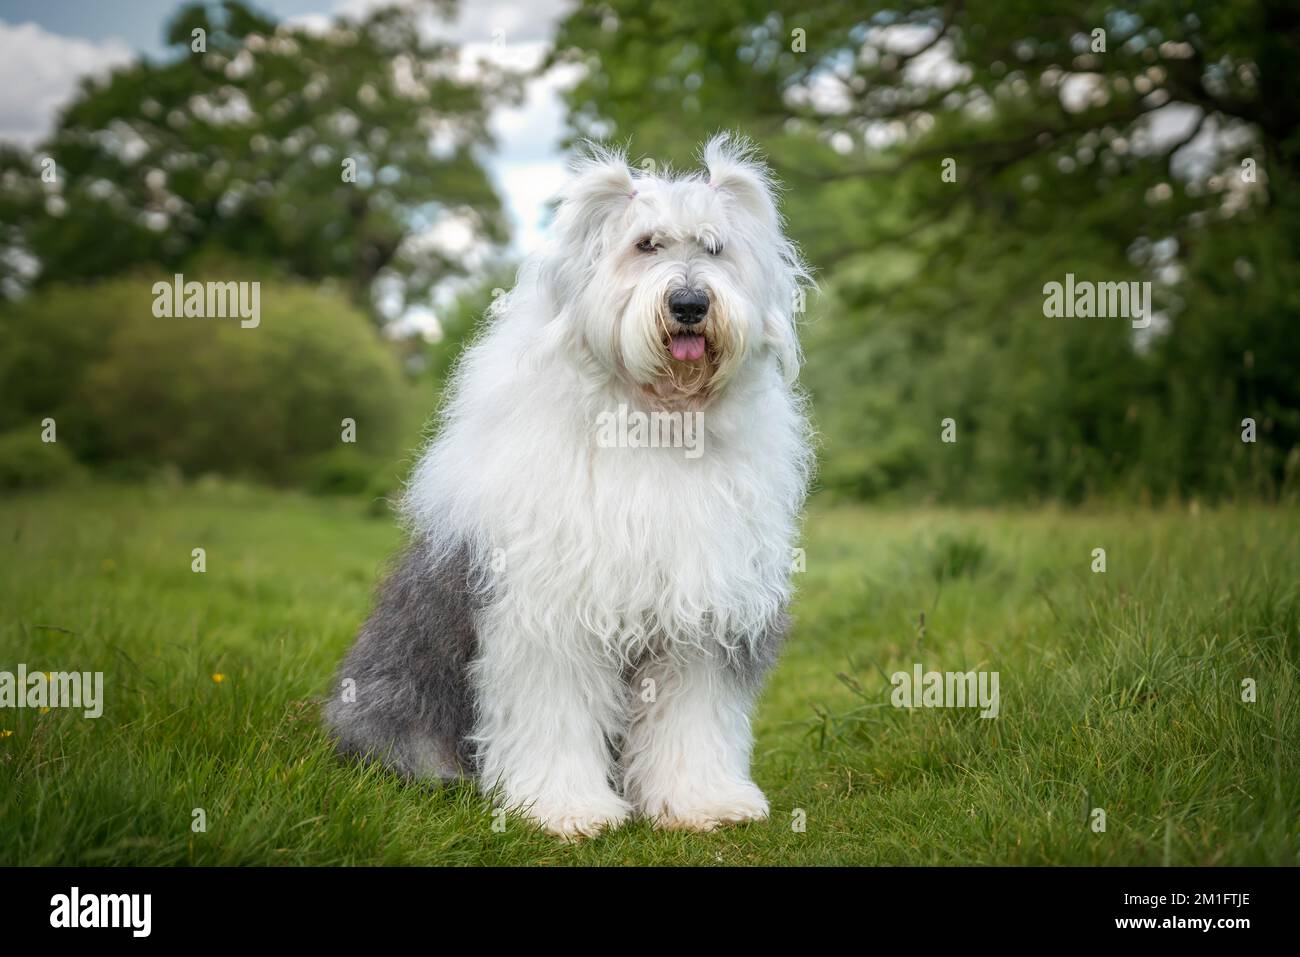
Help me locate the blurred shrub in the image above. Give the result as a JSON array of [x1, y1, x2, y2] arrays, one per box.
[[927, 532, 991, 583], [0, 428, 81, 489], [301, 447, 382, 494], [0, 271, 412, 484]]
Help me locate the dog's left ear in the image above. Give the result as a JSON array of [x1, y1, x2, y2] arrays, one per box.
[[702, 132, 781, 231], [704, 133, 808, 384]]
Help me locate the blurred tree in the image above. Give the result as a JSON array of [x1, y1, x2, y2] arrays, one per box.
[[550, 0, 1300, 502], [0, 146, 45, 301], [2, 0, 516, 323], [422, 262, 519, 385]]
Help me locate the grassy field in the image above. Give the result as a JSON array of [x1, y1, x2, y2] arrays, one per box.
[[0, 482, 1296, 865]]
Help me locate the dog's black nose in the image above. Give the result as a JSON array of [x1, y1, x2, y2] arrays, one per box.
[[668, 288, 709, 325]]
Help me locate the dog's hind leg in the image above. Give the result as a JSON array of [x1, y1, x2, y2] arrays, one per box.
[[323, 540, 478, 782]]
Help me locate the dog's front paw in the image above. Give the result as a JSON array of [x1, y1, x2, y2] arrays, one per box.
[[647, 781, 770, 832], [517, 793, 633, 841]]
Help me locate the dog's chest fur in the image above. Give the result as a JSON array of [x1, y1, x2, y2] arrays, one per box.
[[420, 386, 799, 657]]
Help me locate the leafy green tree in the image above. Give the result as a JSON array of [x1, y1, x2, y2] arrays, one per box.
[[4, 0, 516, 322]]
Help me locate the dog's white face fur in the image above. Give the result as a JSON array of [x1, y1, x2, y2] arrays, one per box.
[[542, 134, 807, 408]]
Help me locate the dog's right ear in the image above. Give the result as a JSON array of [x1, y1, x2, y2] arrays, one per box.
[[542, 145, 636, 311], [553, 144, 636, 248]]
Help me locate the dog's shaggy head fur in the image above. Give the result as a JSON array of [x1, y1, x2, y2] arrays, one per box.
[[539, 133, 810, 409]]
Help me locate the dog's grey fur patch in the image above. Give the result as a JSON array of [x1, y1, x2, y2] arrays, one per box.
[[324, 540, 478, 780], [722, 610, 790, 689]]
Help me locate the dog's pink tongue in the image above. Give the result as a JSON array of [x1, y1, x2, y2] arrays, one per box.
[[670, 333, 706, 362]]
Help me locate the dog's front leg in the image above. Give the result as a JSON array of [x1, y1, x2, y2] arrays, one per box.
[[472, 619, 631, 840], [623, 651, 771, 831]]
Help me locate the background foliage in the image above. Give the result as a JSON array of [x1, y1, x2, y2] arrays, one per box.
[[0, 0, 1296, 504]]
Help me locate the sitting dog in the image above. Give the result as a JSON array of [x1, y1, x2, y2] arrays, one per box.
[[326, 133, 812, 838]]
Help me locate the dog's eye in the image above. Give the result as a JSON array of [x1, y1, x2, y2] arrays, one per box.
[[636, 237, 659, 253], [707, 242, 723, 256]]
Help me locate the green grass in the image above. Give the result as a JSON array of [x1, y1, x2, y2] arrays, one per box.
[[1, 482, 1297, 865]]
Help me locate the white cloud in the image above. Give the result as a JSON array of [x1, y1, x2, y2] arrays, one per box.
[[282, 12, 334, 35], [333, 0, 574, 44], [327, 0, 579, 258], [495, 159, 569, 253], [487, 60, 584, 255], [0, 20, 134, 147]]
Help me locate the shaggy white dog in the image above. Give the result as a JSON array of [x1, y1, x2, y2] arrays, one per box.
[[326, 133, 812, 838]]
